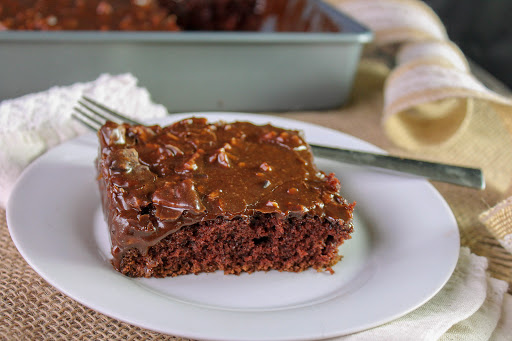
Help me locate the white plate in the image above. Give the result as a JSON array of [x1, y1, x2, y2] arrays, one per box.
[[7, 113, 459, 341]]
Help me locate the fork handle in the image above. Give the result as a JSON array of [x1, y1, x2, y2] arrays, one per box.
[[310, 144, 485, 189]]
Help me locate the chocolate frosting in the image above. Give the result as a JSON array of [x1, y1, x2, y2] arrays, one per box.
[[2, 0, 341, 32], [97, 118, 354, 268]]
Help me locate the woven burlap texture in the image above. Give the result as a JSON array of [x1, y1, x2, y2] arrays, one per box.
[[480, 198, 512, 254], [2, 64, 511, 339]]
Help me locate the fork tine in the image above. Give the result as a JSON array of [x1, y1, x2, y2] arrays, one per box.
[[71, 111, 101, 132], [77, 100, 120, 125], [82, 96, 143, 125], [72, 95, 145, 132], [74, 106, 105, 127]]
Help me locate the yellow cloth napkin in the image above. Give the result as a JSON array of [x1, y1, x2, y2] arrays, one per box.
[[330, 0, 512, 268]]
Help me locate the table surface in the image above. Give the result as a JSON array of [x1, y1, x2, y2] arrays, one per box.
[[1, 60, 511, 340]]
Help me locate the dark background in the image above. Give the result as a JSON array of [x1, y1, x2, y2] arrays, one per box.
[[423, 0, 512, 89]]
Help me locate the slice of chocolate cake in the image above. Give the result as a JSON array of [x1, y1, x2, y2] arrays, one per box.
[[97, 117, 355, 278]]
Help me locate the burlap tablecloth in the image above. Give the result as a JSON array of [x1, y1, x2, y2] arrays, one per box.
[[2, 0, 512, 339], [1, 62, 511, 340]]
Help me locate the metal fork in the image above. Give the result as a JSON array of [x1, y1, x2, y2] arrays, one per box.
[[72, 96, 485, 189]]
